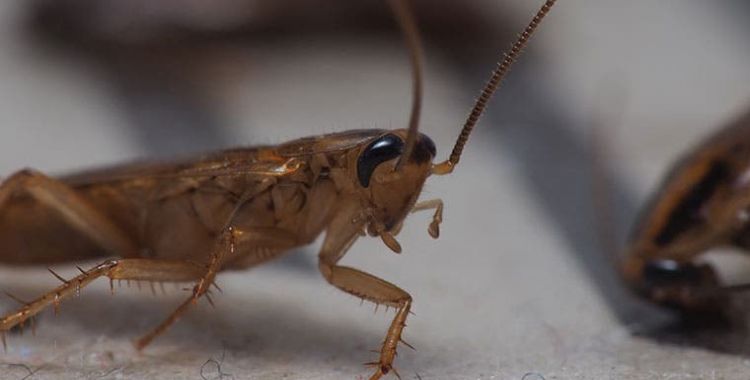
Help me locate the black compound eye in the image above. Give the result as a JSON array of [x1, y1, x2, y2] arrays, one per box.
[[642, 260, 702, 288], [357, 134, 404, 187], [411, 134, 437, 164]]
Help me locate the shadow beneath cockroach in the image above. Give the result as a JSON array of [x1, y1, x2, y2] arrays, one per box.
[[272, 251, 319, 275], [631, 297, 750, 357]]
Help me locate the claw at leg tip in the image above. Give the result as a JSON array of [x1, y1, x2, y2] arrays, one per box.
[[133, 339, 147, 352], [428, 222, 439, 238]]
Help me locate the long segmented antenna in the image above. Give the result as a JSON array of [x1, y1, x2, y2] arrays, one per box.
[[387, 0, 424, 170], [433, 0, 557, 175]]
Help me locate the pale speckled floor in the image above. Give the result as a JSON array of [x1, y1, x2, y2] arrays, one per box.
[[2, 1, 750, 379]]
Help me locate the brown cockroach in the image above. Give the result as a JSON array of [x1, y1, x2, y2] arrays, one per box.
[[621, 110, 750, 314], [0, 1, 556, 378]]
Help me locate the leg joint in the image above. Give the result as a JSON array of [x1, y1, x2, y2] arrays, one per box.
[[318, 262, 333, 281]]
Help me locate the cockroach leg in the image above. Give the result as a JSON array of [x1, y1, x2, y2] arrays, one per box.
[[410, 199, 443, 238], [0, 259, 205, 336], [319, 263, 412, 380], [380, 232, 403, 254], [134, 226, 236, 350], [317, 202, 414, 378], [0, 169, 138, 256]]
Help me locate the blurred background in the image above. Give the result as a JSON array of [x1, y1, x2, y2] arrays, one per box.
[[1, 0, 750, 379]]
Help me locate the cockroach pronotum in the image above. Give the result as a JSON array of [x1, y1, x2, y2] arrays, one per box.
[[0, 1, 556, 378], [621, 110, 750, 315]]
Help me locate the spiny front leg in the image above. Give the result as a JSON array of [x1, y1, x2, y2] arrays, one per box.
[[319, 263, 412, 380]]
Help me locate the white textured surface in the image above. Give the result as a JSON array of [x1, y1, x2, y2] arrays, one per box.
[[1, 1, 750, 379]]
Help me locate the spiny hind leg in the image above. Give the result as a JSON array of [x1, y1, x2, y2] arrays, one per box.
[[133, 227, 238, 349], [2, 226, 291, 349], [0, 169, 137, 256], [134, 225, 299, 349], [319, 263, 412, 380], [0, 258, 205, 344]]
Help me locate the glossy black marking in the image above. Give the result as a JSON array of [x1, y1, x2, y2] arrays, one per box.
[[642, 260, 702, 288], [357, 134, 404, 187], [410, 133, 437, 164], [654, 161, 729, 246], [732, 221, 750, 249], [319, 166, 331, 178]]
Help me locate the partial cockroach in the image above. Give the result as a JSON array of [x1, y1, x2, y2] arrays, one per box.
[[0, 1, 556, 378], [621, 110, 750, 314]]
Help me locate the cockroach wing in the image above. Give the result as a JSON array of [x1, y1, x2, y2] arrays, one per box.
[[61, 129, 386, 186], [61, 149, 300, 186]]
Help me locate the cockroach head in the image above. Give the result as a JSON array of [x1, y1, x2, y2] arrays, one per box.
[[355, 0, 556, 249], [355, 130, 436, 236]]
